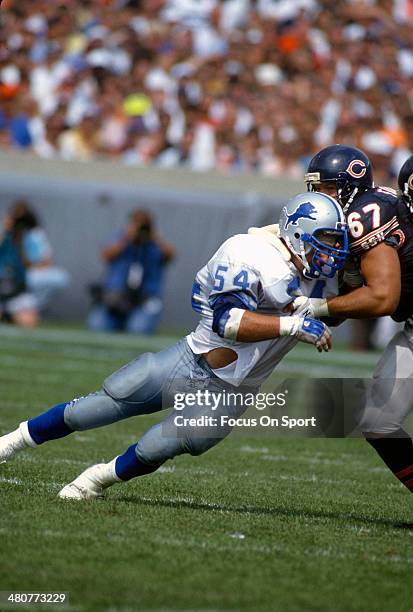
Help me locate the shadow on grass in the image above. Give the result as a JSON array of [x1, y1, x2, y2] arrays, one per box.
[[117, 494, 413, 530]]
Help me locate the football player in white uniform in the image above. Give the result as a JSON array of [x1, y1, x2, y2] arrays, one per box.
[[0, 192, 349, 500]]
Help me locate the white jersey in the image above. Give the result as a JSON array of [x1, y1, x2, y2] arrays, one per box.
[[187, 225, 338, 387]]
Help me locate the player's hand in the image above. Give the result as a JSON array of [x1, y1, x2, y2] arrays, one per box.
[[292, 296, 329, 319], [280, 315, 332, 352]]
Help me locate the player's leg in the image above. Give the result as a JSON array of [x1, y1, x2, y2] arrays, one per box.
[[58, 362, 250, 499], [58, 402, 234, 500], [360, 325, 413, 493], [0, 339, 188, 463], [57, 419, 177, 499]]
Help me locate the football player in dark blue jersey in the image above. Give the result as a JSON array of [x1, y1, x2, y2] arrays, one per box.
[[301, 144, 413, 496]]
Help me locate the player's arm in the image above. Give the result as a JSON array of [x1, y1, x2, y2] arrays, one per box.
[[326, 243, 400, 318], [297, 243, 401, 319], [237, 311, 332, 351], [236, 310, 281, 341], [298, 190, 402, 320], [211, 293, 332, 352]]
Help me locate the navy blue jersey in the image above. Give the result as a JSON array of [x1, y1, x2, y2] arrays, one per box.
[[346, 186, 413, 322]]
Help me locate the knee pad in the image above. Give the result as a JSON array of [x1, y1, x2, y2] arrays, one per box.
[[103, 352, 161, 408]]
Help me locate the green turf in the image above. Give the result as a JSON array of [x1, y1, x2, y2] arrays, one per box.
[[0, 325, 411, 612]]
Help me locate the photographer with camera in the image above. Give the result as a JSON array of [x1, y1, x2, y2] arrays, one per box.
[[0, 207, 38, 328], [87, 210, 175, 334]]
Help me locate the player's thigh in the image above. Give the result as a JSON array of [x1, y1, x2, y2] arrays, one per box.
[[360, 329, 413, 433], [102, 338, 193, 416], [64, 339, 191, 431]]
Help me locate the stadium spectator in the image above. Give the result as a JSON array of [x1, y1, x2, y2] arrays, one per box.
[[0, 207, 38, 328], [87, 209, 175, 334], [2, 0, 413, 182], [8, 201, 71, 312]]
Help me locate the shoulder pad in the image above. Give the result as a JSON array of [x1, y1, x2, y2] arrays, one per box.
[[347, 188, 399, 254]]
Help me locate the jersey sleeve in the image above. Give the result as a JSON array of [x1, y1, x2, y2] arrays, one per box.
[[207, 259, 260, 312], [347, 188, 400, 255]]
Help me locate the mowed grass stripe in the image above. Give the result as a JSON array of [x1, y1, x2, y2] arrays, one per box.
[[0, 323, 381, 365], [0, 327, 375, 378], [0, 323, 173, 351]]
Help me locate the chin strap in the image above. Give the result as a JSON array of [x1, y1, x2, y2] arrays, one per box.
[[341, 187, 358, 213], [298, 237, 315, 277]]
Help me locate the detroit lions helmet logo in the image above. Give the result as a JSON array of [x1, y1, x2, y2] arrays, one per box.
[[284, 202, 317, 229]]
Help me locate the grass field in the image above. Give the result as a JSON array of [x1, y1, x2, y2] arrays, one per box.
[[0, 324, 412, 612]]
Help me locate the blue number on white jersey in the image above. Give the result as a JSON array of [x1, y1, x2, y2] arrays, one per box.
[[213, 265, 229, 291], [234, 270, 249, 290]]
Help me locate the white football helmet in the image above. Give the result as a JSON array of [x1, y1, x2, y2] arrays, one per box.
[[279, 192, 349, 278]]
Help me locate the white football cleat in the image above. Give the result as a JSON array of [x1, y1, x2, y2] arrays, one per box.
[[58, 460, 120, 500], [0, 422, 36, 463]]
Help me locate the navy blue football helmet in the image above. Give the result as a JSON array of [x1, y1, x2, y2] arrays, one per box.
[[305, 145, 373, 211], [398, 154, 413, 212]]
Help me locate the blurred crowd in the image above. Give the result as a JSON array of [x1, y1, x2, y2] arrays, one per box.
[[2, 0, 413, 182]]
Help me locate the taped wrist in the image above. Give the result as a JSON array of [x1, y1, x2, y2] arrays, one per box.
[[313, 298, 330, 318], [279, 315, 300, 337]]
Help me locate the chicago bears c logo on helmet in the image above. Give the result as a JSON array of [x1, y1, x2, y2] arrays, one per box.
[[407, 173, 413, 190], [284, 202, 317, 229], [346, 159, 367, 179]]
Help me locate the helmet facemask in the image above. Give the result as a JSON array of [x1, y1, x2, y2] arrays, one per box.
[[301, 226, 349, 278], [284, 225, 349, 279], [401, 180, 413, 212]]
